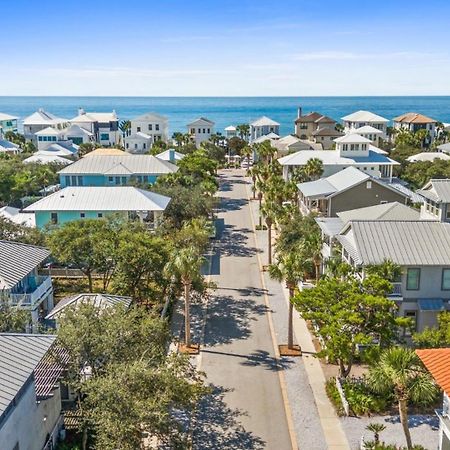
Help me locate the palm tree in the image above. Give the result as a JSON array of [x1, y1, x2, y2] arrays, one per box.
[[261, 200, 278, 265], [164, 247, 204, 348], [269, 252, 305, 351], [366, 259, 402, 282], [368, 347, 437, 450], [302, 230, 323, 281], [236, 123, 250, 141], [365, 423, 386, 445], [304, 158, 323, 181], [172, 132, 184, 148], [119, 120, 131, 137]]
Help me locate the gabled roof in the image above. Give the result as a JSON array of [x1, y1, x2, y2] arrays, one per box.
[[337, 221, 450, 266], [0, 113, 18, 121], [24, 186, 171, 213], [35, 126, 63, 136], [312, 127, 343, 137], [418, 179, 450, 203], [46, 293, 132, 319], [341, 110, 389, 123], [295, 112, 336, 125], [71, 111, 118, 123], [225, 125, 236, 131], [298, 167, 370, 198], [350, 125, 384, 135], [23, 109, 67, 126], [23, 152, 72, 166], [132, 112, 167, 122], [406, 152, 450, 163], [187, 117, 215, 127], [58, 155, 177, 175], [126, 131, 152, 140], [0, 334, 57, 422], [250, 116, 280, 127], [334, 134, 372, 144], [65, 124, 94, 137], [42, 143, 78, 156], [278, 149, 399, 167], [416, 348, 450, 397], [156, 149, 185, 162], [337, 202, 419, 224], [393, 112, 437, 124], [84, 148, 128, 157], [252, 132, 280, 144], [0, 241, 50, 289]]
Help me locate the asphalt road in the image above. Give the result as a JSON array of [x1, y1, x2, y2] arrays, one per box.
[[192, 169, 294, 450]]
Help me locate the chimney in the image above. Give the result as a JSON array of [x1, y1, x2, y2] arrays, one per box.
[[78, 108, 85, 116], [297, 107, 302, 119]]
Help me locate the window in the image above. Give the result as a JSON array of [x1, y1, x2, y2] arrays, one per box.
[[115, 177, 120, 185], [366, 181, 372, 189], [442, 269, 450, 290], [108, 176, 113, 183], [80, 212, 85, 218], [100, 133, 109, 141], [65, 176, 71, 186], [155, 124, 159, 131], [137, 126, 141, 132], [78, 176, 83, 186], [190, 128, 195, 134], [135, 143, 138, 149], [198, 128, 201, 133], [143, 143, 146, 149], [126, 143, 129, 149], [446, 209, 450, 220], [98, 213, 103, 218], [148, 124, 153, 131], [71, 175, 77, 186], [406, 268, 420, 290], [121, 177, 127, 184], [50, 212, 58, 224], [38, 136, 43, 141]]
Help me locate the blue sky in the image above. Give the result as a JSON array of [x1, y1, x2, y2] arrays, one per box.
[[1, 0, 450, 96]]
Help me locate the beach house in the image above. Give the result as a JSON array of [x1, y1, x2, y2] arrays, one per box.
[[0, 139, 21, 155], [393, 112, 438, 146], [294, 109, 341, 149], [416, 348, 450, 450], [187, 117, 215, 147], [24, 186, 172, 229], [418, 179, 450, 222], [250, 116, 280, 142], [0, 113, 18, 137], [0, 240, 54, 324], [70, 109, 120, 146], [336, 220, 450, 333], [0, 334, 66, 450], [224, 125, 238, 139], [297, 167, 409, 217], [124, 112, 169, 154], [34, 127, 80, 157], [58, 154, 177, 187], [278, 134, 399, 181], [341, 110, 389, 140], [23, 109, 69, 143]]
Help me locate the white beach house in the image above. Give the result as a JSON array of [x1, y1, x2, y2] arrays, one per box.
[[70, 109, 120, 146], [125, 112, 169, 154], [23, 109, 69, 143], [187, 117, 215, 147], [341, 110, 389, 140], [250, 116, 280, 142]]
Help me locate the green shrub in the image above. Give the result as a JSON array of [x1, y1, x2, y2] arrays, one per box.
[[343, 379, 389, 416], [325, 379, 345, 416]]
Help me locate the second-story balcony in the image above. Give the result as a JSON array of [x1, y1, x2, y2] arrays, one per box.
[[9, 276, 53, 309], [388, 282, 402, 298]]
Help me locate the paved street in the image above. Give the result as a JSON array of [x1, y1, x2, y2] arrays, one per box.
[[191, 169, 296, 450]]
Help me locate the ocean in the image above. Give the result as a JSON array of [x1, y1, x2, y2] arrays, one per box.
[[1, 96, 450, 137]]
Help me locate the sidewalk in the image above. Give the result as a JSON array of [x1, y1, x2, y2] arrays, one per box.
[[246, 178, 351, 450]]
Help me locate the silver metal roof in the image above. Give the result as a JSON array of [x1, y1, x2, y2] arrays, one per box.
[[24, 186, 171, 212], [418, 179, 450, 203], [337, 202, 420, 224], [0, 334, 56, 421], [58, 155, 177, 175], [0, 241, 50, 289], [315, 217, 344, 237], [338, 221, 450, 266], [46, 293, 132, 319]]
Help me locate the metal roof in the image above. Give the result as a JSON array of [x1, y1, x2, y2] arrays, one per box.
[[58, 154, 177, 175], [46, 293, 132, 319], [24, 186, 171, 213], [187, 117, 215, 126], [406, 152, 450, 163], [0, 241, 50, 289], [298, 167, 370, 198], [156, 149, 185, 162], [337, 202, 420, 224], [334, 134, 372, 144], [250, 116, 280, 127], [23, 109, 67, 126], [0, 334, 56, 421], [315, 217, 344, 237], [418, 179, 450, 203], [132, 112, 168, 122], [338, 220, 450, 266], [341, 110, 389, 123], [278, 149, 399, 167], [349, 125, 384, 135], [437, 143, 450, 153]]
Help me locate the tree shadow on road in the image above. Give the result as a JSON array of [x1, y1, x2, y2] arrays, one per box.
[[192, 385, 266, 450], [203, 295, 268, 345], [219, 225, 261, 258], [216, 198, 249, 213], [240, 349, 295, 371]]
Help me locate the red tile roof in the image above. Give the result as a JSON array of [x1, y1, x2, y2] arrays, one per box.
[[416, 348, 450, 396], [393, 112, 437, 124]]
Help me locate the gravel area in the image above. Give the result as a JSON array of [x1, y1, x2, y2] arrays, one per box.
[[341, 414, 439, 449]]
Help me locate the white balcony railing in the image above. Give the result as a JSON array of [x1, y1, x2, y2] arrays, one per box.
[[10, 276, 53, 308], [389, 282, 402, 297]]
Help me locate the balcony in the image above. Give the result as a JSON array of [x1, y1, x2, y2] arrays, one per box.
[[388, 282, 402, 298], [9, 276, 53, 309]]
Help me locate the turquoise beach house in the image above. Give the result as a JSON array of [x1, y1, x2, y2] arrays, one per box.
[[24, 186, 172, 229], [58, 154, 177, 187]]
